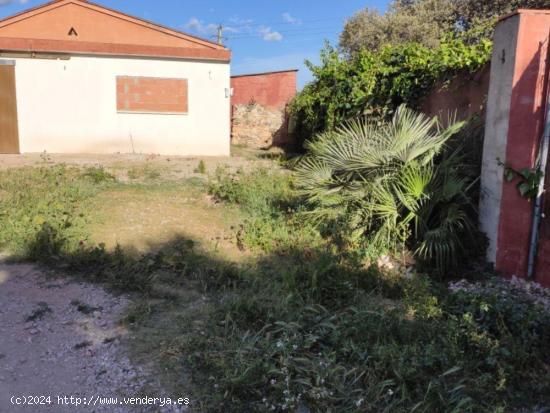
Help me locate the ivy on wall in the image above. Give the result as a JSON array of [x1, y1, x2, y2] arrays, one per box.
[[290, 33, 492, 141]]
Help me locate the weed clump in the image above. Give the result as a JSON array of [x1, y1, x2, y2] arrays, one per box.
[[182, 273, 550, 412], [208, 166, 321, 253], [127, 164, 162, 181], [194, 160, 207, 174], [82, 165, 115, 184]]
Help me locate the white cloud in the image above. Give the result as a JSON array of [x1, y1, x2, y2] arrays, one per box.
[[0, 0, 28, 5], [228, 16, 254, 28], [186, 16, 282, 42], [185, 17, 240, 37], [282, 12, 301, 25], [259, 26, 283, 42], [185, 17, 219, 36]]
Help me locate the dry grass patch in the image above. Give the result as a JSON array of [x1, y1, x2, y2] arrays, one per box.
[[86, 181, 248, 262]]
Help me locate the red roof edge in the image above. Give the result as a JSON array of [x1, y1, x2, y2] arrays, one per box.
[[231, 69, 299, 78], [0, 37, 231, 61]]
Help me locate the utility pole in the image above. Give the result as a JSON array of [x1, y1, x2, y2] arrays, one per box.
[[216, 24, 224, 45]]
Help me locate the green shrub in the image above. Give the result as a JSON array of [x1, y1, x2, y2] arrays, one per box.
[[291, 34, 492, 141], [293, 106, 483, 272]]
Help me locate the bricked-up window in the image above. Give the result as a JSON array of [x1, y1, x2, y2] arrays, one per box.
[[116, 76, 188, 114]]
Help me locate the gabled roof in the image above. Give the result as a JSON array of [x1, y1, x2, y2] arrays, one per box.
[[0, 0, 230, 61]]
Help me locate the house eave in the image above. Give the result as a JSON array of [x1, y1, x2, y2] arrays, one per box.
[[0, 37, 231, 62]]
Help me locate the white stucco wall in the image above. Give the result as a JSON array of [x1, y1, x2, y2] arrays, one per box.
[[479, 15, 519, 263], [10, 54, 230, 156]]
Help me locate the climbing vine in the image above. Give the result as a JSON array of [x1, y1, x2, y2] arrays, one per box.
[[290, 32, 492, 141], [503, 165, 544, 199]]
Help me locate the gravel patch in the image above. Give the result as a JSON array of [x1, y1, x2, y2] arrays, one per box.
[[0, 263, 187, 413], [449, 275, 550, 312]]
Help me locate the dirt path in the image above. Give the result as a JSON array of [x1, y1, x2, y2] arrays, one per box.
[[0, 262, 186, 413], [0, 152, 275, 182]]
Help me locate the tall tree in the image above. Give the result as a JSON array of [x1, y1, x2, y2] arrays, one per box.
[[340, 0, 549, 55]]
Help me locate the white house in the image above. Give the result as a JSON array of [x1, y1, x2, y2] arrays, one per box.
[[0, 0, 231, 156]]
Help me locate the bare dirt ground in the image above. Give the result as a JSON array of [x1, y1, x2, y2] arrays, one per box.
[[0, 261, 186, 413], [0, 149, 277, 182]]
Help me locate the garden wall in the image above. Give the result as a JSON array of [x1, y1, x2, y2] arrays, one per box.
[[230, 70, 297, 149], [480, 9, 550, 287], [421, 63, 490, 121]]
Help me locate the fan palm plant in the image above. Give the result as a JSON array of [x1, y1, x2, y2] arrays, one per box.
[[294, 105, 479, 273]]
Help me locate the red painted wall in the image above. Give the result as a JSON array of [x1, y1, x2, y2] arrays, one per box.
[[495, 10, 550, 286], [231, 70, 297, 109], [421, 63, 490, 121]]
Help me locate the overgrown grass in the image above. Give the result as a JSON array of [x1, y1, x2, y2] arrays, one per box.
[[0, 165, 111, 258], [176, 264, 550, 412], [208, 166, 322, 253], [127, 164, 163, 181], [0, 165, 548, 412], [195, 167, 550, 412]]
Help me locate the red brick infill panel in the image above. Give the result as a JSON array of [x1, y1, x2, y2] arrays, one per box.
[[117, 76, 188, 114]]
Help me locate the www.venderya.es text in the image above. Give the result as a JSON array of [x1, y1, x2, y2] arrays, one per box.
[[10, 395, 190, 408]]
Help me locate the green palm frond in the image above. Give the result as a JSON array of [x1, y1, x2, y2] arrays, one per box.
[[294, 157, 334, 190], [295, 105, 477, 273]]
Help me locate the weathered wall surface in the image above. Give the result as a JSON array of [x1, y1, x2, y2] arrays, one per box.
[[421, 64, 490, 121], [230, 70, 297, 149], [10, 54, 231, 156], [231, 104, 287, 148]]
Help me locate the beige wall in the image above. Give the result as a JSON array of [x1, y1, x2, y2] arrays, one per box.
[[11, 54, 230, 156]]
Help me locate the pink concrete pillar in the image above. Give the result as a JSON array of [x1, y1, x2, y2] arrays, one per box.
[[480, 10, 550, 287]]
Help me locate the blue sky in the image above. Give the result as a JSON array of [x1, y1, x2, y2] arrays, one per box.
[[0, 0, 390, 87]]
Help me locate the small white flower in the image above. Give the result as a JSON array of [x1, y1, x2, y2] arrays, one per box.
[[356, 398, 364, 407]]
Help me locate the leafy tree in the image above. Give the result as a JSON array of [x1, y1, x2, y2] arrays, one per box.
[[340, 0, 549, 55], [454, 0, 550, 27], [294, 106, 481, 271], [340, 0, 456, 55]]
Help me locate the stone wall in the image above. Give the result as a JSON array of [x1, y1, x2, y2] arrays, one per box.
[[230, 70, 297, 149], [231, 103, 288, 149]]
